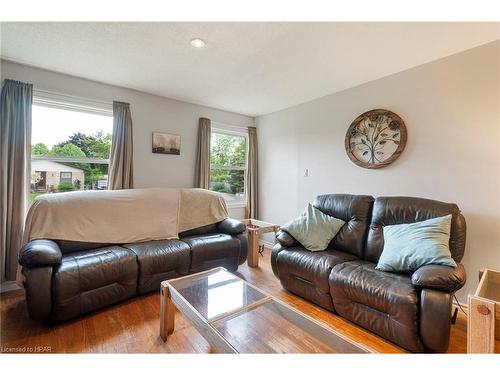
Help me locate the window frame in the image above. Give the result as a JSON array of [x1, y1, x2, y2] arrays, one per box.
[[210, 123, 249, 209], [60, 172, 73, 184], [33, 89, 113, 117]]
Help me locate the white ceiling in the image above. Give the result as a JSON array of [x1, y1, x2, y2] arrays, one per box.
[[1, 22, 499, 117]]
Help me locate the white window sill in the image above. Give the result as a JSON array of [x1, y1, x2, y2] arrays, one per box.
[[226, 202, 247, 209]]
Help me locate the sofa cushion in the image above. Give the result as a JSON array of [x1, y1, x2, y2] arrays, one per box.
[[55, 240, 112, 255], [365, 196, 466, 264], [181, 234, 241, 273], [312, 194, 374, 258], [329, 260, 424, 352], [123, 240, 191, 294], [52, 246, 138, 321], [275, 247, 358, 311]]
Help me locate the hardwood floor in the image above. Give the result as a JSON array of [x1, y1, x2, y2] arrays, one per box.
[[0, 249, 491, 354]]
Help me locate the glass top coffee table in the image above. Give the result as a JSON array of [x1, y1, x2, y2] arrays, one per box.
[[160, 267, 372, 353]]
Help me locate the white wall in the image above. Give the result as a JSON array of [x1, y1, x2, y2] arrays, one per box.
[[0, 60, 254, 219], [256, 41, 500, 301]]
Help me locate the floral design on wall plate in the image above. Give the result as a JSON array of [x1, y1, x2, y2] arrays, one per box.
[[345, 109, 407, 169]]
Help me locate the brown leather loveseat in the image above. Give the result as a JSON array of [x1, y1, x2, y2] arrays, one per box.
[[19, 218, 248, 322], [272, 194, 466, 353]]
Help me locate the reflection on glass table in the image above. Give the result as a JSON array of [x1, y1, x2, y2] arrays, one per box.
[[160, 267, 372, 353], [168, 268, 268, 321]]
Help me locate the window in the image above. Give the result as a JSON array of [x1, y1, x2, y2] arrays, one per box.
[[209, 127, 247, 206], [60, 172, 72, 184], [30, 91, 113, 205]]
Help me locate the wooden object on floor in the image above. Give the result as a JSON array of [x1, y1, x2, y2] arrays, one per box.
[[160, 284, 175, 341], [243, 219, 279, 267], [468, 268, 500, 353]]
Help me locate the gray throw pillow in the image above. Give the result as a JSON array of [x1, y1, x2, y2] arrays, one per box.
[[281, 203, 345, 251]]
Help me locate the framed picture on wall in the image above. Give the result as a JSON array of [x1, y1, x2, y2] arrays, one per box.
[[152, 132, 181, 155]]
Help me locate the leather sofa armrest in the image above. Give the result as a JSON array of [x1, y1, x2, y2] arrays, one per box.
[[18, 239, 62, 268], [411, 263, 466, 292], [419, 288, 453, 352], [276, 230, 298, 248], [271, 243, 287, 278], [236, 233, 248, 265], [217, 218, 246, 235], [22, 266, 53, 320]]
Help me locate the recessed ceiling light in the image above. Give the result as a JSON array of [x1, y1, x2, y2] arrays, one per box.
[[190, 38, 206, 48]]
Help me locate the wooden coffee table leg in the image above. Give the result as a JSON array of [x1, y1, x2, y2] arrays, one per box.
[[247, 229, 259, 268], [160, 283, 175, 341]]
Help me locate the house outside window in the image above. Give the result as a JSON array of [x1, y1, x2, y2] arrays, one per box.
[[30, 90, 113, 204], [209, 124, 248, 207]]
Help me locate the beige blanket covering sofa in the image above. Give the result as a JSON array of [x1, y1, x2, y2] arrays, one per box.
[[23, 188, 228, 244]]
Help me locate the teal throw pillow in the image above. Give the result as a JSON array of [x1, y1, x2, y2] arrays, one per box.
[[281, 203, 345, 251], [376, 214, 456, 272]]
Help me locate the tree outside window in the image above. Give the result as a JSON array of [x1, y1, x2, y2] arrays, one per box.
[[209, 131, 247, 204]]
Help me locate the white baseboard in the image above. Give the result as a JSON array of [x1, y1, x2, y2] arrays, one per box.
[[0, 281, 23, 294]]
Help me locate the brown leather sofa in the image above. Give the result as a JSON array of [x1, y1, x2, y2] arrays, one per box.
[[271, 194, 466, 353], [18, 218, 248, 322]]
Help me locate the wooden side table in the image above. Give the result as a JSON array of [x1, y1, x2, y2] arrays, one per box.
[[468, 268, 500, 353], [242, 219, 279, 268]]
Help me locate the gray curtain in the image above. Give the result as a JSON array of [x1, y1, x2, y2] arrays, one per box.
[[0, 79, 33, 282], [108, 101, 134, 190], [195, 118, 211, 189], [246, 126, 258, 219]]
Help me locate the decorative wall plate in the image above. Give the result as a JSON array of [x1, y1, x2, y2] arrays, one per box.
[[345, 109, 407, 169]]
